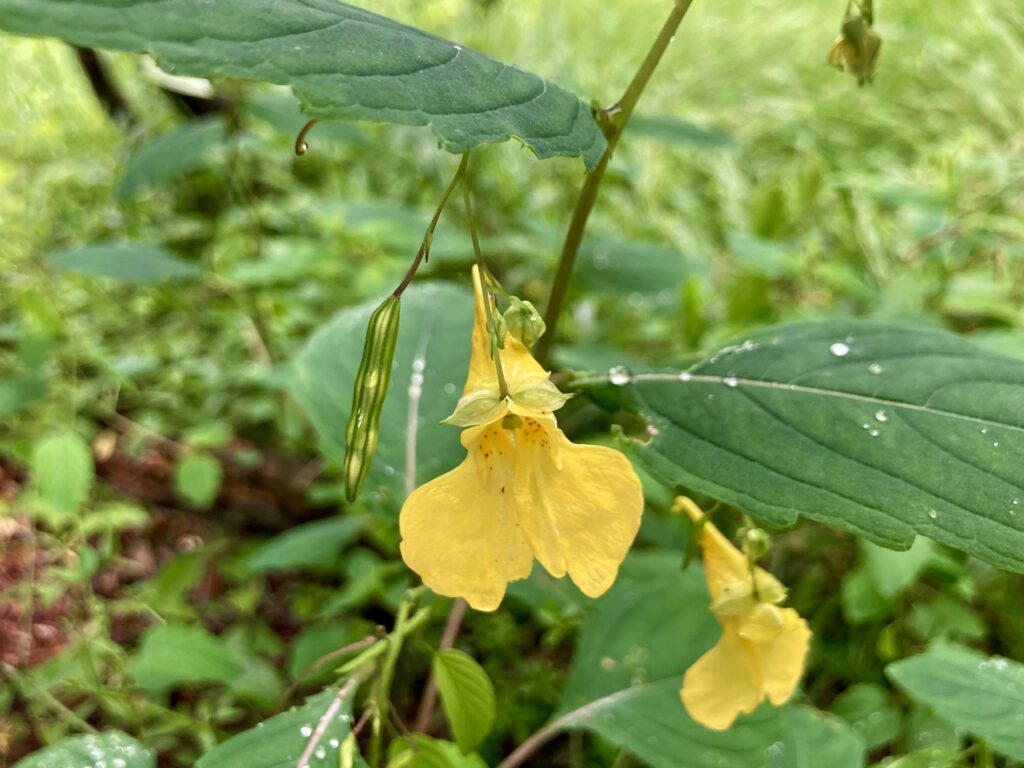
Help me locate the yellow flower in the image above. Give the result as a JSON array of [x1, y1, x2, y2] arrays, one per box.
[[399, 267, 644, 611], [677, 497, 811, 731]]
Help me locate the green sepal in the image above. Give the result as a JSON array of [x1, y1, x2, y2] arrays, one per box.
[[443, 391, 505, 428], [510, 378, 572, 414]]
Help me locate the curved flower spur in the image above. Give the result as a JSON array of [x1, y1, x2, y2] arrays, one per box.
[[399, 266, 644, 611]]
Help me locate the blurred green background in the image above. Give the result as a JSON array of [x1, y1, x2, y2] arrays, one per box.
[[1, 0, 1023, 765]]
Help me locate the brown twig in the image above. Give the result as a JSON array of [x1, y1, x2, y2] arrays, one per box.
[[412, 598, 468, 733], [278, 634, 381, 711]]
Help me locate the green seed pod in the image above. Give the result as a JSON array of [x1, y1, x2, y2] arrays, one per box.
[[344, 295, 401, 501]]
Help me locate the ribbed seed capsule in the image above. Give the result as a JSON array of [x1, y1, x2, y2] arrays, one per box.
[[344, 295, 401, 501]]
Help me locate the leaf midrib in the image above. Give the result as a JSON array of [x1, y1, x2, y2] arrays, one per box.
[[576, 372, 1024, 435]]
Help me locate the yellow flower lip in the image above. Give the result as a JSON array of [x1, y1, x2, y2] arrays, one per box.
[[677, 497, 811, 731], [398, 267, 644, 611]]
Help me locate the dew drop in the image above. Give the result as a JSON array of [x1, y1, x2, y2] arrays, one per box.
[[993, 441, 1000, 448], [829, 342, 850, 357], [600, 656, 616, 670], [868, 428, 880, 437], [1013, 498, 1020, 506], [678, 371, 693, 382], [981, 427, 989, 435], [444, 382, 456, 394], [608, 366, 631, 385], [329, 738, 340, 749], [874, 410, 888, 422], [315, 747, 327, 760], [927, 509, 939, 519], [723, 376, 739, 388], [300, 725, 313, 738], [868, 362, 883, 375]]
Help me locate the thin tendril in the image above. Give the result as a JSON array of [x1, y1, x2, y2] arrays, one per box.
[[295, 118, 318, 156]]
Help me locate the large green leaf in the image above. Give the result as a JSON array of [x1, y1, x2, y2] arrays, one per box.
[[47, 242, 202, 283], [286, 282, 473, 504], [556, 553, 865, 768], [887, 644, 1024, 760], [584, 321, 1024, 572], [432, 649, 496, 754], [0, 0, 604, 168], [13, 731, 154, 768], [196, 688, 359, 768]]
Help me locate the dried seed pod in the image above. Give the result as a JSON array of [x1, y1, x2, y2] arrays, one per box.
[[344, 295, 401, 501]]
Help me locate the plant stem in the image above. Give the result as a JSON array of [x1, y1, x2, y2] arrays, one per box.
[[369, 600, 432, 767], [535, 0, 697, 365], [412, 598, 468, 733], [392, 153, 469, 298]]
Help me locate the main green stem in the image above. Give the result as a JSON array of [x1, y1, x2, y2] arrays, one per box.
[[536, 0, 696, 365]]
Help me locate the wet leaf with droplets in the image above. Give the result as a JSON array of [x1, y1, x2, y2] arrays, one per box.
[[12, 731, 154, 768], [195, 688, 359, 767], [586, 320, 1024, 573], [887, 644, 1024, 761]]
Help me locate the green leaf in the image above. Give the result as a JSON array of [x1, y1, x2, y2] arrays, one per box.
[[0, 0, 605, 169], [886, 644, 1024, 760], [286, 282, 473, 504], [196, 688, 359, 768], [388, 735, 488, 768], [558, 552, 865, 768], [48, 242, 201, 283], [829, 683, 901, 750], [12, 731, 154, 768], [131, 623, 243, 690], [432, 649, 496, 753], [576, 236, 697, 296], [875, 747, 960, 768], [31, 431, 93, 514], [174, 452, 223, 509], [906, 594, 987, 643], [860, 538, 939, 601], [117, 117, 227, 198], [246, 516, 366, 573], [0, 376, 45, 417], [596, 321, 1024, 573]]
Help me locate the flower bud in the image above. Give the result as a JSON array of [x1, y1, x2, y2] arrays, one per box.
[[344, 295, 401, 501], [503, 296, 546, 349], [827, 15, 881, 84]]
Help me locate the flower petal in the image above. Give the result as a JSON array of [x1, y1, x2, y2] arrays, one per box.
[[465, 265, 547, 396], [681, 621, 764, 731], [751, 606, 811, 706], [399, 452, 532, 612], [515, 425, 643, 598]]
